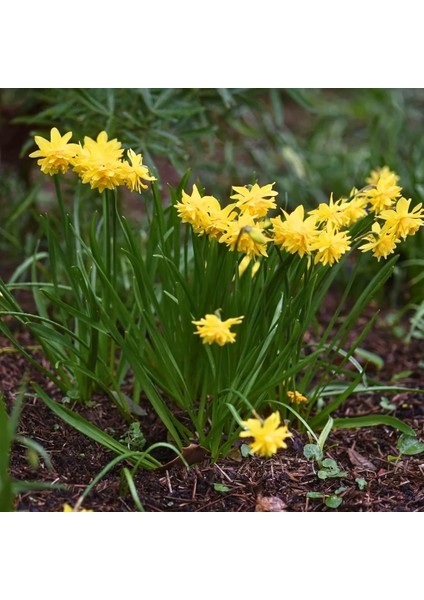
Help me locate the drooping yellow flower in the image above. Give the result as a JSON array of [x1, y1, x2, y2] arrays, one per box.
[[287, 390, 308, 404], [29, 127, 80, 176], [192, 312, 244, 346], [379, 197, 424, 239], [271, 205, 318, 257], [308, 194, 350, 230], [365, 171, 402, 214], [230, 183, 278, 218], [239, 411, 292, 458], [366, 166, 400, 186], [63, 503, 93, 512], [121, 149, 156, 193], [358, 222, 399, 261], [219, 213, 270, 258], [310, 227, 351, 267], [73, 131, 125, 193], [175, 185, 222, 236]]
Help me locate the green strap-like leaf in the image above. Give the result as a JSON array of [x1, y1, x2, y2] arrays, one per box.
[[333, 415, 415, 436]]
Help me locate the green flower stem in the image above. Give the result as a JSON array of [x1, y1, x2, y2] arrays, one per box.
[[53, 174, 67, 227], [53, 174, 72, 253], [99, 189, 118, 379], [103, 191, 112, 287]]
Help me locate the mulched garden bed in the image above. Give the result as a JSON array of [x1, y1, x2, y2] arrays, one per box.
[[2, 311, 424, 512]]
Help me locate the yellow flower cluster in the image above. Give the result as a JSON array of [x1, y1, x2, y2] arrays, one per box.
[[357, 170, 424, 260], [176, 168, 424, 266], [287, 390, 308, 405], [176, 183, 276, 259], [29, 127, 155, 194]]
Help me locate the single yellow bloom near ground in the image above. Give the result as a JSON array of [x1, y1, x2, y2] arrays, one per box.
[[63, 503, 93, 512], [287, 390, 308, 404], [29, 127, 80, 175], [240, 411, 292, 457], [192, 312, 244, 346]]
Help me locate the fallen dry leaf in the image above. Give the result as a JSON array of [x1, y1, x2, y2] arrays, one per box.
[[158, 443, 209, 470], [255, 495, 287, 512], [348, 448, 377, 471]]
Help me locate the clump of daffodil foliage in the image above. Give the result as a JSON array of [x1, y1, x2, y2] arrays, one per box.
[[0, 127, 421, 463], [177, 166, 423, 456]]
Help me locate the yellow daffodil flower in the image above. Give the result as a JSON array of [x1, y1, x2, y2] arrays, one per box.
[[240, 411, 292, 457], [121, 149, 156, 193], [359, 222, 399, 261], [63, 503, 93, 512], [287, 390, 308, 404], [310, 227, 351, 266], [308, 194, 350, 230], [230, 183, 278, 218], [271, 205, 318, 257], [192, 312, 244, 346], [379, 197, 424, 239], [365, 171, 402, 214], [366, 166, 400, 186], [29, 127, 80, 176], [219, 213, 269, 258]]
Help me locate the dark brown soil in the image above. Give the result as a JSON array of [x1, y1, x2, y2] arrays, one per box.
[[2, 309, 423, 513]]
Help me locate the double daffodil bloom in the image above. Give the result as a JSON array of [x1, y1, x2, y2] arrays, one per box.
[[29, 127, 79, 175], [240, 412, 292, 457], [192, 312, 244, 346]]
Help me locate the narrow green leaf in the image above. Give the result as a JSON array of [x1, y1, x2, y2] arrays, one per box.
[[34, 385, 148, 461], [354, 348, 384, 370], [317, 417, 334, 453], [0, 395, 13, 511], [333, 415, 415, 436], [122, 468, 145, 512]]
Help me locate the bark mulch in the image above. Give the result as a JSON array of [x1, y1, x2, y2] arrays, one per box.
[[2, 314, 424, 512]]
